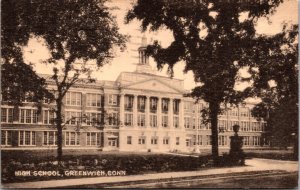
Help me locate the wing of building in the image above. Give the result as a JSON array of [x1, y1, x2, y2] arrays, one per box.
[[1, 37, 269, 152]]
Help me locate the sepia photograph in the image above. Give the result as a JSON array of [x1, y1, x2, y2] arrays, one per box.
[[1, 0, 298, 189]]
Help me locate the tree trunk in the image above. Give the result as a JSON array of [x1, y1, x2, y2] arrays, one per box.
[[209, 102, 219, 165], [56, 99, 63, 163]]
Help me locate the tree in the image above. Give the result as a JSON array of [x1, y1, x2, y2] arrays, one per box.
[[1, 0, 126, 162], [250, 24, 298, 156], [1, 0, 54, 110], [126, 0, 282, 165]]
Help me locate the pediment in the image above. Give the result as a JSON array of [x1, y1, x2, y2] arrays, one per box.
[[122, 79, 183, 94]]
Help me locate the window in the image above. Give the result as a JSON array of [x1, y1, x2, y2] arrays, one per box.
[[162, 115, 168, 127], [86, 93, 101, 107], [150, 114, 157, 127], [240, 121, 250, 131], [65, 132, 80, 146], [108, 138, 117, 146], [20, 109, 38, 124], [138, 136, 146, 144], [193, 135, 197, 145], [253, 136, 260, 146], [85, 112, 101, 125], [66, 92, 81, 106], [192, 118, 196, 129], [1, 130, 12, 146], [108, 94, 117, 105], [137, 114, 145, 127], [205, 123, 211, 130], [218, 120, 227, 132], [87, 132, 100, 146], [138, 96, 146, 112], [173, 116, 179, 128], [186, 139, 191, 147], [162, 98, 169, 113], [107, 112, 118, 126], [184, 117, 190, 128], [240, 108, 249, 117], [252, 122, 260, 131], [229, 109, 239, 116], [127, 136, 132, 144], [197, 118, 201, 129], [124, 95, 134, 111], [43, 131, 57, 146], [176, 137, 180, 145], [1, 108, 13, 123], [43, 110, 55, 124], [163, 137, 169, 145], [65, 111, 81, 125], [150, 97, 158, 113], [218, 136, 227, 146], [206, 135, 212, 145], [173, 100, 180, 114], [198, 135, 203, 145], [124, 113, 133, 126], [19, 131, 36, 146], [243, 136, 250, 146], [151, 137, 158, 145]]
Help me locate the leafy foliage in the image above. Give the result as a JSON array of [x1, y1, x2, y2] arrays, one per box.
[[249, 24, 298, 148]]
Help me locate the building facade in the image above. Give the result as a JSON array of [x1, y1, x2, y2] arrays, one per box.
[[1, 38, 269, 152]]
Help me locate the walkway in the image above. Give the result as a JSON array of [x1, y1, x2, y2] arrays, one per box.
[[2, 158, 298, 189]]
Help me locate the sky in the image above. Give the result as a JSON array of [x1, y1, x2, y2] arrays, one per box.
[[23, 0, 298, 91]]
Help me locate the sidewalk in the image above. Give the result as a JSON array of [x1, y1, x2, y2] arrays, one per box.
[[2, 158, 298, 189]]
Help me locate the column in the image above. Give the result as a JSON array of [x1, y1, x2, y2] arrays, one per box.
[[168, 98, 173, 128], [157, 97, 162, 128], [179, 99, 184, 130], [145, 96, 150, 128], [119, 94, 124, 127], [133, 95, 138, 127]]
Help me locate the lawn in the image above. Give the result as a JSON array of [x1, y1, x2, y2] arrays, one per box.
[[244, 149, 296, 161]]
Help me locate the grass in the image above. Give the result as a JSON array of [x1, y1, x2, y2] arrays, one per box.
[[244, 149, 296, 161]]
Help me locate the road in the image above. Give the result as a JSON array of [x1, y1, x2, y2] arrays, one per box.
[[106, 171, 298, 189]]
